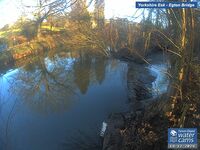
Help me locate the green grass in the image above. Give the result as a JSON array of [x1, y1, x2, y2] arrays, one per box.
[[0, 25, 64, 38], [41, 25, 64, 32], [0, 28, 21, 37]]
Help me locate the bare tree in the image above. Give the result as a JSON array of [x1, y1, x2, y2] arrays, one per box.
[[94, 0, 105, 28], [21, 0, 78, 38]]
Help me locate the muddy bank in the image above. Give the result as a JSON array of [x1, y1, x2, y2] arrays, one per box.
[[102, 52, 170, 150]]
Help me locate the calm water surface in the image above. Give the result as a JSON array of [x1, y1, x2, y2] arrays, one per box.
[[0, 51, 169, 150], [0, 52, 128, 150]]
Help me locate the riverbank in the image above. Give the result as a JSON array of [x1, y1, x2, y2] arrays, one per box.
[[102, 52, 170, 150], [0, 33, 70, 75], [102, 51, 200, 150]]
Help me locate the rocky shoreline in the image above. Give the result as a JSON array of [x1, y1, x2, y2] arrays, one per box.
[[102, 52, 170, 150]]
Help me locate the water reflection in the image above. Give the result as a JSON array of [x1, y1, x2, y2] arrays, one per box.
[[3, 51, 120, 114], [94, 57, 106, 84], [73, 52, 92, 94], [9, 55, 76, 113], [148, 63, 170, 96], [73, 52, 107, 94], [0, 51, 128, 150]]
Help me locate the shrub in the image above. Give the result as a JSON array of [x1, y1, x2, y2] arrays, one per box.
[[20, 21, 37, 41]]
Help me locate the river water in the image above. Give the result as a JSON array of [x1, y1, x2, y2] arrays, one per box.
[[0, 51, 129, 150], [0, 50, 169, 150]]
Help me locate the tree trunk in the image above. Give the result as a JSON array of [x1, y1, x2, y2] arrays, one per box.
[[36, 21, 42, 38]]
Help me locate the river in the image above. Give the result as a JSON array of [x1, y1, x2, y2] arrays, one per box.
[[0, 50, 169, 150], [0, 51, 129, 150]]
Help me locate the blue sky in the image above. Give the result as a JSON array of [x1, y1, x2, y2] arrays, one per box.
[[0, 0, 139, 28]]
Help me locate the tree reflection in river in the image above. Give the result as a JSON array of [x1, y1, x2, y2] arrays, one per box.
[[0, 49, 129, 150], [73, 52, 107, 94], [73, 51, 92, 94], [94, 56, 106, 84], [6, 51, 112, 114], [9, 55, 76, 114]]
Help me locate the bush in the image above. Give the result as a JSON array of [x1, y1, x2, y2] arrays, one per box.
[[20, 21, 37, 40]]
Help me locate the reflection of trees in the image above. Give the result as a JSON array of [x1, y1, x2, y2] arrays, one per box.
[[73, 53, 108, 93], [7, 50, 111, 112], [73, 52, 92, 94], [9, 56, 76, 114], [94, 57, 106, 84], [110, 59, 118, 71]]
